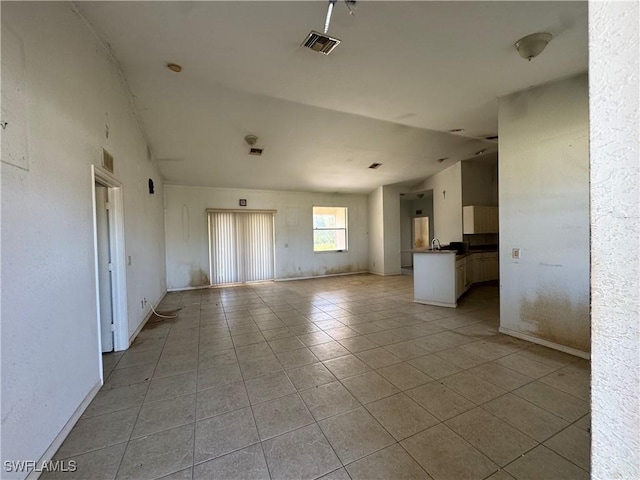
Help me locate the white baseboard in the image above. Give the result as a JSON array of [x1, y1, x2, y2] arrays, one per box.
[[275, 271, 369, 282], [167, 285, 210, 292], [369, 271, 402, 277], [128, 290, 167, 346], [414, 299, 457, 308], [499, 326, 591, 360], [168, 271, 373, 290], [27, 380, 102, 480]]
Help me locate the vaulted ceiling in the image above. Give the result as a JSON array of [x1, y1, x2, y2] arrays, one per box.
[[77, 1, 588, 194]]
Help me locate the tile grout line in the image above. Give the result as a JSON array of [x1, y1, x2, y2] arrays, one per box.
[[84, 277, 588, 479], [111, 289, 181, 480]]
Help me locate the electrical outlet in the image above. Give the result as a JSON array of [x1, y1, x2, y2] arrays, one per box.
[[141, 299, 144, 309], [512, 248, 520, 259]]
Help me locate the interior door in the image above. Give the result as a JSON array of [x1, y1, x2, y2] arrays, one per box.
[[413, 217, 430, 249], [95, 182, 114, 352]]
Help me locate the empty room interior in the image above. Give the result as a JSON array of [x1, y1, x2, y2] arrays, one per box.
[[1, 2, 638, 480]]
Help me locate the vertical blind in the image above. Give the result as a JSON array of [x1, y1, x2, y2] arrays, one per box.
[[208, 210, 275, 285]]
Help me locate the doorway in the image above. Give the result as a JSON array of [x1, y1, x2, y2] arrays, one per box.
[[413, 216, 430, 250], [94, 181, 114, 352], [92, 166, 128, 371]]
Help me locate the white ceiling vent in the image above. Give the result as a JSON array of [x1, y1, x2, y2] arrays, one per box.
[[301, 31, 341, 55], [301, 0, 347, 55]]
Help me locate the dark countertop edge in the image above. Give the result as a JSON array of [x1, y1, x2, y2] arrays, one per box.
[[456, 249, 499, 259]]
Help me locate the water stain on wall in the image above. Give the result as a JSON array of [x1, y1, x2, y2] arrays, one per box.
[[280, 263, 367, 279], [520, 290, 590, 352], [324, 265, 356, 276], [189, 267, 210, 287]]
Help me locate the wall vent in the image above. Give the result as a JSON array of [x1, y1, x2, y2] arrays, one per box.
[[368, 163, 382, 169], [249, 148, 263, 156], [301, 31, 341, 55], [102, 148, 114, 173]]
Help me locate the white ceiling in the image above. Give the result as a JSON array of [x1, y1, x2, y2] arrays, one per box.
[[77, 1, 588, 194]]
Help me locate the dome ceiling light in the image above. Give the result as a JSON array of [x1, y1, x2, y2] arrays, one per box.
[[515, 33, 553, 61]]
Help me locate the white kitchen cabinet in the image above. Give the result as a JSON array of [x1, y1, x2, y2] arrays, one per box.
[[474, 252, 499, 282], [413, 251, 498, 308], [455, 259, 465, 299], [463, 206, 499, 234]]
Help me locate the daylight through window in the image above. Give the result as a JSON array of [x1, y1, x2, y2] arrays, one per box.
[[313, 206, 348, 252]]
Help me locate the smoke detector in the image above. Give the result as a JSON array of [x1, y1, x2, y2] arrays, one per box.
[[244, 135, 263, 156]]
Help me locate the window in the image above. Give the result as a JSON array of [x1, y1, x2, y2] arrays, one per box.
[[313, 206, 348, 252]]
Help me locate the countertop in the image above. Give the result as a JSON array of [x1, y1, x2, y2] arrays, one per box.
[[411, 248, 499, 259], [411, 249, 456, 254]]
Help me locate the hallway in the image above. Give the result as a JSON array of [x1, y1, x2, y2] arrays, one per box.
[[46, 275, 590, 480]]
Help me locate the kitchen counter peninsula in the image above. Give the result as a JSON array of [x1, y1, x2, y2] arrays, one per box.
[[412, 248, 499, 307], [412, 249, 459, 308]]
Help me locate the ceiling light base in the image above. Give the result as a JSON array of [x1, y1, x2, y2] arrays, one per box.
[[515, 32, 552, 61]]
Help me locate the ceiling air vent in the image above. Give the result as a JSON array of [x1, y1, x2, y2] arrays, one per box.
[[249, 148, 263, 156], [368, 163, 382, 169], [301, 31, 341, 55], [102, 148, 114, 173]]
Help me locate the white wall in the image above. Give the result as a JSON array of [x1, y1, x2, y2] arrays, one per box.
[[165, 185, 368, 288], [1, 3, 166, 477], [367, 185, 401, 275], [400, 193, 435, 266], [382, 185, 401, 275], [498, 74, 590, 354], [589, 1, 640, 477], [400, 200, 413, 266], [368, 186, 385, 275], [413, 162, 463, 245], [462, 155, 498, 206]]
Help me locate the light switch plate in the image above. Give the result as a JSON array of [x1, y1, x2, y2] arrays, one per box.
[[512, 248, 520, 259]]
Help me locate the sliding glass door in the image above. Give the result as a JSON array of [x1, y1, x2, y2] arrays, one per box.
[[208, 210, 275, 285]]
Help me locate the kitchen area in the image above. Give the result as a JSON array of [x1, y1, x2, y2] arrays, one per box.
[[400, 154, 499, 307]]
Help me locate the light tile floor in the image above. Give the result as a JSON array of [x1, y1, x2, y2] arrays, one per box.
[[46, 274, 590, 480]]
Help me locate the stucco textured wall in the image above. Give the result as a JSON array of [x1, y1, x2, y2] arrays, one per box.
[[1, 4, 167, 476], [589, 1, 640, 478]]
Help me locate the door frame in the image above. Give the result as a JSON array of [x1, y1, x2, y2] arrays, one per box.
[[91, 165, 129, 370]]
